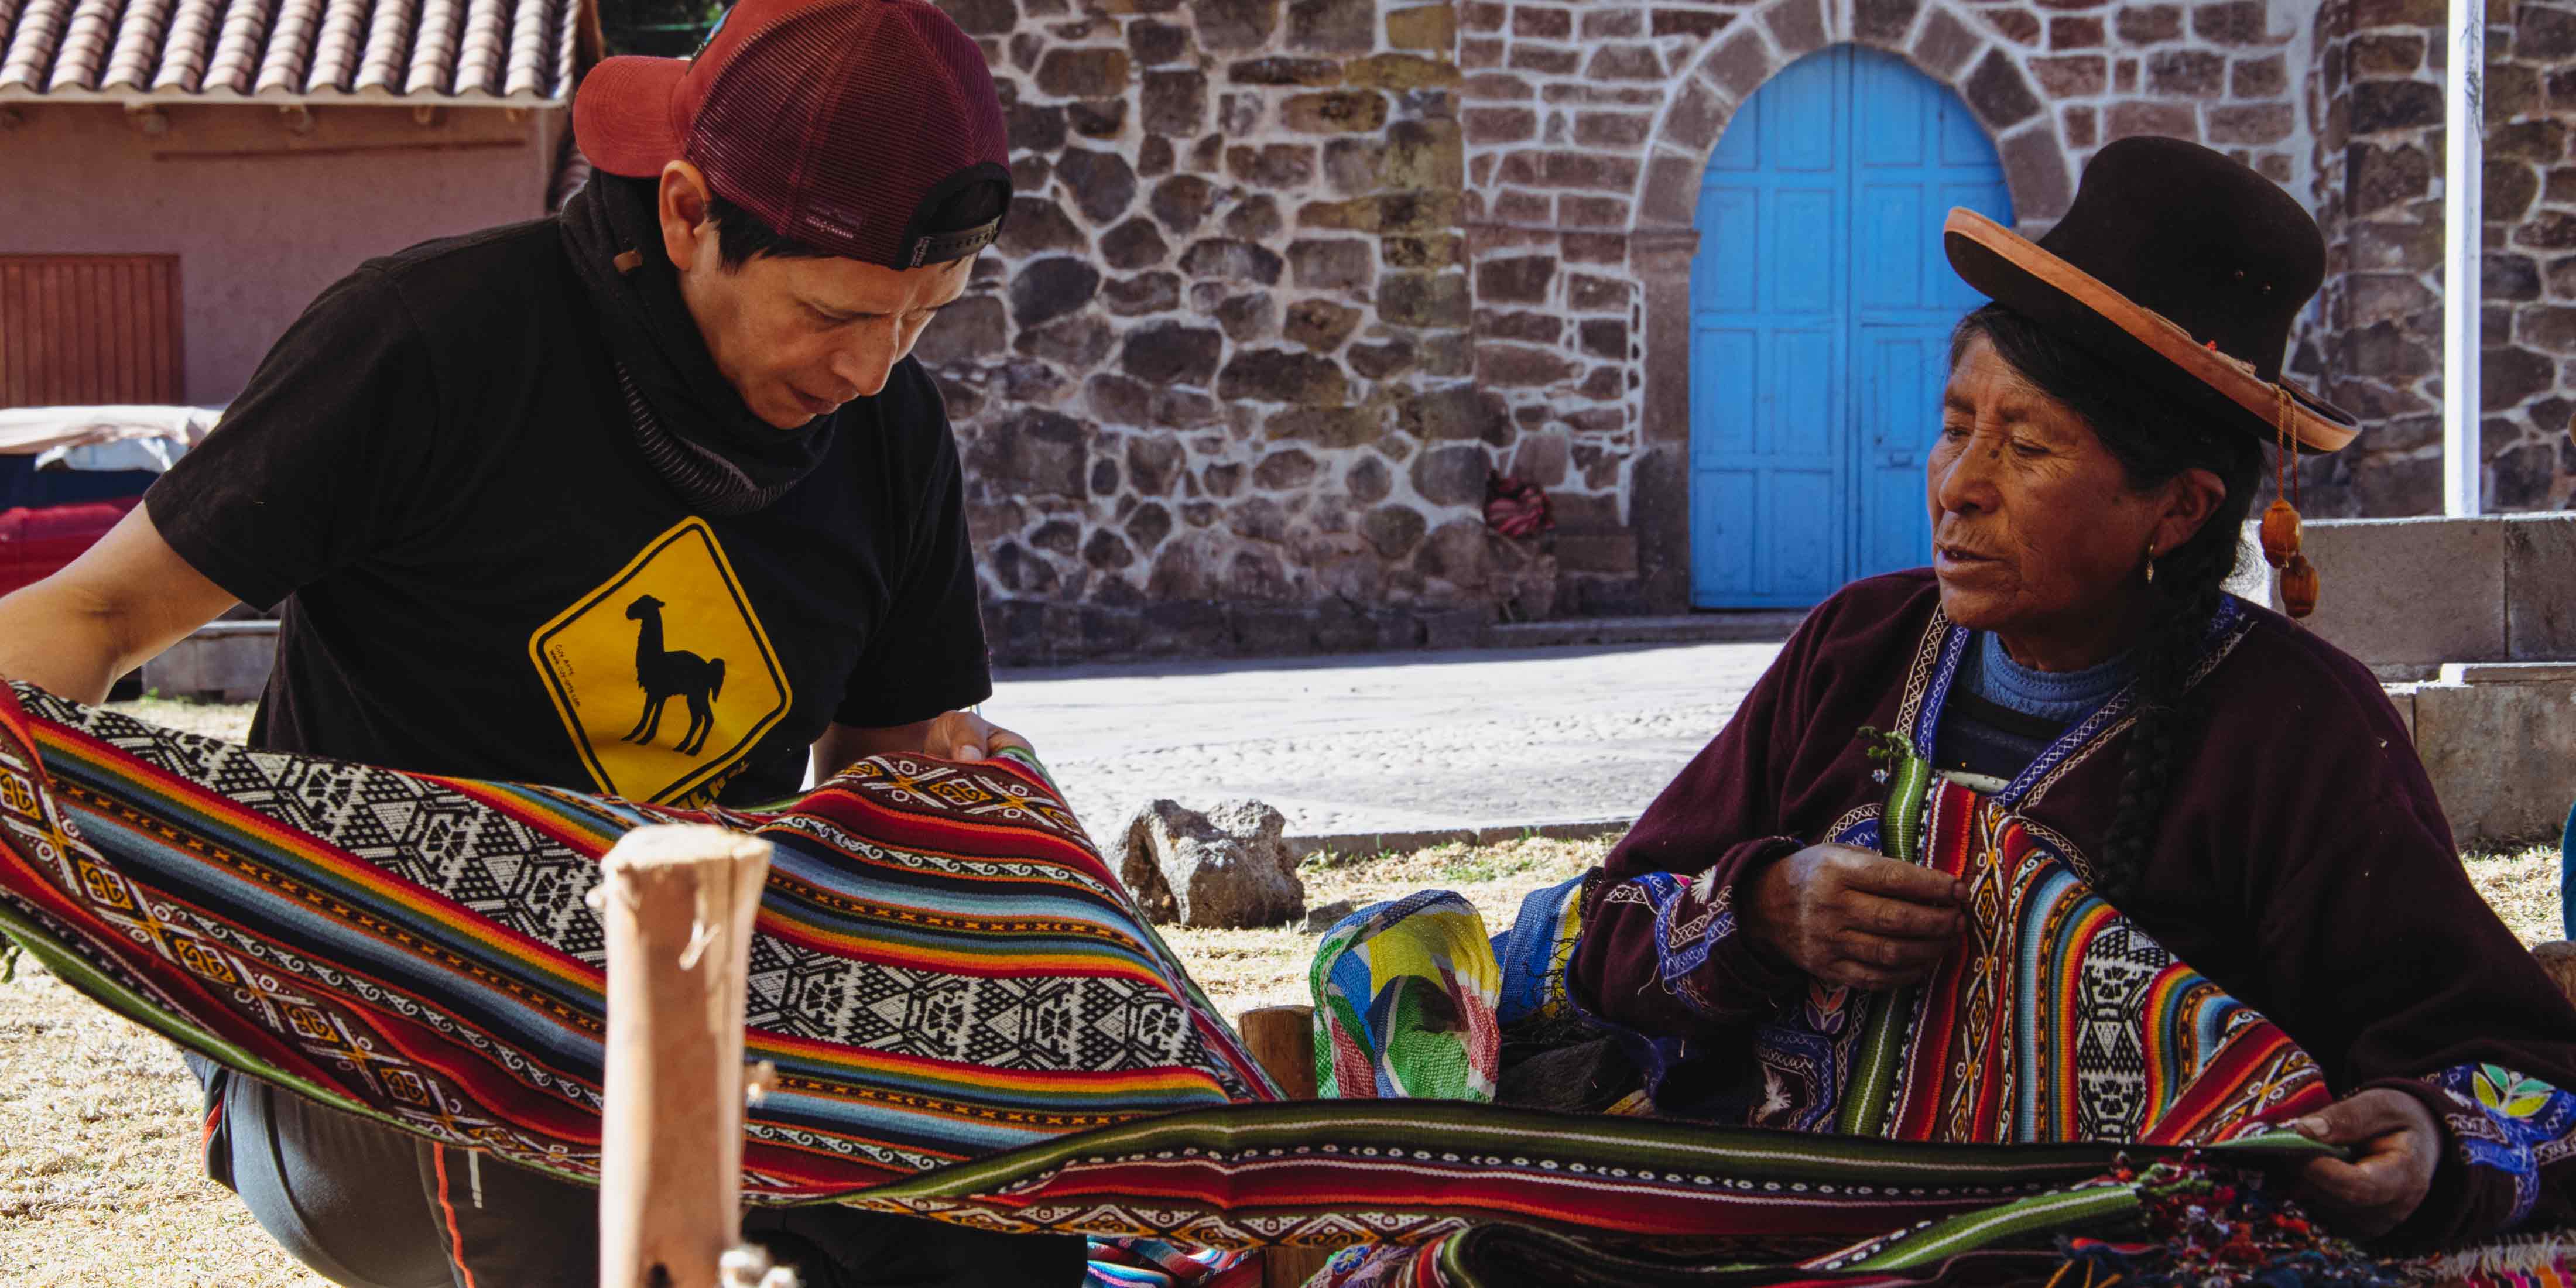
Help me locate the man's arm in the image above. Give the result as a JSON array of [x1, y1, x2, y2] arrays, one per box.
[[0, 505, 239, 704], [810, 711, 1033, 782]]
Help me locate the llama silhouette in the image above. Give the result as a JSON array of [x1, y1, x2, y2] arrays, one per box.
[[621, 594, 726, 756]]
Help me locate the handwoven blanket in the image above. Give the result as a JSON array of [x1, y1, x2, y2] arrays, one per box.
[[0, 683, 2346, 1279], [1314, 776, 2332, 1146]]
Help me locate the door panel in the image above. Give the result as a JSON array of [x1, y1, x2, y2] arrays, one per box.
[[1688, 46, 2014, 608], [0, 255, 183, 408]]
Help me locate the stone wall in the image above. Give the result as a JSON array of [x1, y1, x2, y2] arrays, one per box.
[[924, 0, 2506, 664], [2301, 0, 2576, 518], [924, 0, 1495, 664]]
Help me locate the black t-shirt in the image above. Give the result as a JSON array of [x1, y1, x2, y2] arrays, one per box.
[[145, 220, 991, 807]]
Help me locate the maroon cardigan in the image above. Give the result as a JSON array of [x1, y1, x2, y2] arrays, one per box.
[[1572, 569, 2576, 1245]]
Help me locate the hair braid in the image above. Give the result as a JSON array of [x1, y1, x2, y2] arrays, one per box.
[[2095, 542, 2234, 900]]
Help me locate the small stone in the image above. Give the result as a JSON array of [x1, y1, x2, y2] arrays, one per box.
[[998, 197, 1088, 256], [1254, 449, 1320, 489], [1409, 442, 1489, 504], [1036, 47, 1131, 98], [912, 294, 1006, 366], [1128, 18, 1187, 64], [1964, 49, 2041, 129], [1414, 519, 1490, 588], [1006, 101, 1067, 154], [1127, 436, 1186, 495], [2348, 33, 2424, 76], [1287, 0, 1373, 52], [1385, 3, 1454, 47], [1227, 143, 1318, 189], [1143, 69, 1207, 135], [1056, 149, 1138, 225], [966, 410, 1088, 498], [1101, 270, 1183, 316], [2114, 4, 2180, 42], [1190, 0, 1277, 50], [1150, 175, 1217, 234], [1120, 321, 1225, 384], [1266, 406, 1380, 447], [1287, 238, 1375, 290], [1476, 255, 1555, 304], [2029, 54, 2105, 97], [1126, 501, 1174, 549], [1379, 272, 1469, 327], [1362, 503, 1428, 556], [2145, 48, 2222, 96], [1220, 348, 1349, 403], [1282, 90, 1389, 133], [1283, 298, 1362, 351], [1084, 527, 1135, 570], [1348, 340, 1415, 380], [1102, 218, 1170, 269], [1138, 135, 1175, 178], [1115, 799, 1304, 929], [1226, 56, 1343, 85], [1224, 194, 1284, 241], [2351, 81, 2441, 133], [1346, 455, 1392, 503], [1180, 238, 1286, 285], [1068, 98, 1126, 137], [1008, 256, 1102, 328], [1015, 313, 1114, 366], [1217, 293, 1276, 342]]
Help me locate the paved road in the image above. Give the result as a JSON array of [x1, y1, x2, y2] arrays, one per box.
[[987, 640, 1786, 841]]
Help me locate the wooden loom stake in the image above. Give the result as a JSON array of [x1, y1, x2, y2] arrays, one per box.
[[597, 825, 773, 1288], [1238, 1006, 1337, 1288]]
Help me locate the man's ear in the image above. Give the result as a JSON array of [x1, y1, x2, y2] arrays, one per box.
[[658, 161, 717, 273]]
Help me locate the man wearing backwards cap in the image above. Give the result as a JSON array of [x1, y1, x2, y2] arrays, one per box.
[[0, 0, 1088, 1282]]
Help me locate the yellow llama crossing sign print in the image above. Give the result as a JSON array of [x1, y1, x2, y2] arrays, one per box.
[[529, 518, 791, 804]]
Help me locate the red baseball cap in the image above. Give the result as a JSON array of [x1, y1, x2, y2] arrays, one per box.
[[574, 0, 1010, 268]]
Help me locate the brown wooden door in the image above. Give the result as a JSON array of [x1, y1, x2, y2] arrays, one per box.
[[0, 255, 184, 407]]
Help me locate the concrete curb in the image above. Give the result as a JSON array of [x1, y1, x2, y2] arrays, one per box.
[[1286, 816, 1637, 861]]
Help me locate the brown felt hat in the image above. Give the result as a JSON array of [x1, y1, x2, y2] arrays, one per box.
[[1944, 137, 2358, 454]]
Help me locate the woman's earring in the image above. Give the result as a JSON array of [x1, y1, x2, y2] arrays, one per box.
[[2144, 542, 2156, 585]]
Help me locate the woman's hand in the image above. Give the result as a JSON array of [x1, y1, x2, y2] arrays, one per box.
[[1735, 844, 1966, 991], [2293, 1088, 2440, 1239]]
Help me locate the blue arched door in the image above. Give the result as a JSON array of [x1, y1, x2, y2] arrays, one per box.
[[1687, 45, 2013, 608]]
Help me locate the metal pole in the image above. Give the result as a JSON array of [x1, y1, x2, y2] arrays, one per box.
[[2444, 0, 2485, 516]]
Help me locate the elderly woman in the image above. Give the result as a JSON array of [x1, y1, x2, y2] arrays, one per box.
[[1546, 137, 2576, 1249]]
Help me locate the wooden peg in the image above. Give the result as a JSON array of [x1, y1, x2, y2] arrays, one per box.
[[597, 824, 773, 1288], [1237, 1006, 1334, 1288]]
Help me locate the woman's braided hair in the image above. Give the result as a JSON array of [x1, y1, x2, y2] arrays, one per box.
[[1948, 304, 2266, 900]]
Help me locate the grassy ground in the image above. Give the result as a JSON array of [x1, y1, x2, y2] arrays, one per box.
[[0, 696, 2558, 1283]]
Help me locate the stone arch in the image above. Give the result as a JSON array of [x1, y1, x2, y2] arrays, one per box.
[[1623, 0, 2072, 612]]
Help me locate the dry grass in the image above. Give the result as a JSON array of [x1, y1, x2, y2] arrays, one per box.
[[0, 780, 2559, 1284], [0, 961, 324, 1286]]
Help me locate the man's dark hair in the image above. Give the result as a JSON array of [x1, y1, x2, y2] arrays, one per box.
[[708, 179, 1009, 270]]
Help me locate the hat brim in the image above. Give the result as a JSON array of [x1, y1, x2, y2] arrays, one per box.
[[573, 56, 692, 180], [1943, 208, 2359, 454]]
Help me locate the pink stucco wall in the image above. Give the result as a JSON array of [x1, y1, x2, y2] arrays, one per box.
[[3, 103, 566, 405]]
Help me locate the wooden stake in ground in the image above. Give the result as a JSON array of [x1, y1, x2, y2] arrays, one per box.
[[1238, 1006, 1334, 1288], [595, 824, 773, 1288]]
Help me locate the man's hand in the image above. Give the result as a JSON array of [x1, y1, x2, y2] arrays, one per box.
[[1734, 843, 1965, 991], [811, 711, 1037, 780], [2293, 1088, 2440, 1240], [916, 710, 1032, 762]]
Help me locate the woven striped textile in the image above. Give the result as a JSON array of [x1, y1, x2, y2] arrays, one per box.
[[0, 683, 2344, 1281]]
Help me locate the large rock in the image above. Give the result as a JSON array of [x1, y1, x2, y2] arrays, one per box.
[[1115, 799, 1306, 927]]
